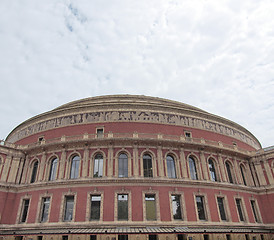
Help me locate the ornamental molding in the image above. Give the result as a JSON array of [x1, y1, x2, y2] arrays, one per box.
[[7, 110, 260, 150]]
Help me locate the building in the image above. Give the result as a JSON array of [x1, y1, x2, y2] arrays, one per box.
[[0, 95, 273, 240]]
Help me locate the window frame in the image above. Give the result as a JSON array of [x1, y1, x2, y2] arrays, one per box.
[[69, 154, 80, 179], [250, 199, 261, 223], [118, 153, 129, 178], [96, 127, 104, 138], [240, 164, 247, 186], [225, 160, 234, 184], [115, 190, 131, 221], [235, 198, 246, 222], [93, 153, 104, 178], [59, 192, 77, 222], [143, 191, 160, 221], [30, 160, 39, 183], [188, 156, 198, 180], [40, 197, 51, 223], [19, 198, 30, 223], [166, 154, 177, 179], [193, 193, 210, 221], [143, 153, 154, 178], [208, 158, 218, 182], [48, 157, 58, 181], [86, 190, 104, 222], [36, 193, 53, 223]]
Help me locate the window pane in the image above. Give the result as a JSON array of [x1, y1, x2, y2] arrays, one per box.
[[70, 155, 80, 179], [145, 194, 156, 220], [225, 162, 233, 183], [41, 197, 50, 222], [143, 154, 153, 177], [167, 155, 176, 178], [94, 154, 103, 177], [236, 199, 244, 221], [118, 154, 128, 178], [171, 195, 182, 220], [64, 196, 74, 221], [196, 196, 206, 220], [118, 194, 128, 220], [240, 165, 247, 185], [90, 195, 101, 220], [21, 199, 30, 223], [208, 159, 217, 181], [118, 235, 128, 240], [49, 158, 58, 181], [217, 197, 227, 220], [189, 157, 197, 180], [30, 161, 38, 183], [250, 200, 259, 222]]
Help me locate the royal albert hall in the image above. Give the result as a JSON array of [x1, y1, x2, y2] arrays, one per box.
[[0, 95, 273, 240]]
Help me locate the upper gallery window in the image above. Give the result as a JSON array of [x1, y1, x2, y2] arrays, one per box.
[[118, 153, 128, 178], [208, 159, 217, 182], [49, 158, 58, 181], [30, 161, 39, 183], [143, 154, 153, 178], [90, 195, 101, 220], [225, 161, 234, 184], [189, 156, 198, 180], [166, 155, 176, 178], [70, 155, 80, 179], [117, 194, 128, 220], [240, 165, 247, 186], [20, 199, 30, 223], [96, 128, 104, 138], [40, 197, 50, 222], [94, 154, 103, 178], [145, 194, 156, 220], [171, 195, 182, 220], [217, 197, 227, 221], [64, 196, 74, 221], [196, 196, 206, 220]]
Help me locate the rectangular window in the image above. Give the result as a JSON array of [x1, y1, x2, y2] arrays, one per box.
[[20, 199, 30, 223], [90, 236, 97, 240], [217, 197, 227, 221], [204, 235, 209, 240], [171, 195, 182, 220], [118, 194, 128, 220], [149, 235, 158, 240], [177, 235, 187, 240], [62, 236, 68, 240], [40, 197, 50, 222], [96, 128, 104, 138], [118, 235, 128, 240], [145, 194, 156, 220], [250, 200, 259, 222], [64, 196, 74, 221], [196, 196, 206, 220], [90, 195, 101, 220], [236, 198, 245, 221], [38, 236, 43, 240], [94, 158, 103, 178], [226, 235, 231, 240]]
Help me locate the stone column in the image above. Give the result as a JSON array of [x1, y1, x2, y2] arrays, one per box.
[[58, 149, 66, 180], [38, 152, 46, 182], [8, 156, 21, 183], [254, 161, 267, 186], [157, 146, 164, 177], [263, 161, 274, 185], [82, 147, 89, 178], [1, 155, 11, 182], [133, 144, 139, 177], [200, 151, 209, 180], [233, 157, 241, 184], [218, 154, 227, 182], [108, 144, 114, 177], [180, 148, 188, 179]]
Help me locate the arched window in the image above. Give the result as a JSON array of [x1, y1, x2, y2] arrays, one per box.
[[70, 155, 80, 179], [240, 164, 247, 186], [208, 158, 217, 181], [143, 154, 153, 177], [166, 155, 176, 178], [188, 156, 198, 180], [225, 161, 234, 184], [94, 154, 103, 178], [30, 161, 38, 183], [49, 158, 58, 181], [118, 153, 128, 177]]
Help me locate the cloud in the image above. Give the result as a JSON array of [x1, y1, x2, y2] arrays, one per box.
[[0, 0, 274, 147]]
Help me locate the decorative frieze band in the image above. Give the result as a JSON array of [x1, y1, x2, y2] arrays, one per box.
[[8, 111, 260, 149]]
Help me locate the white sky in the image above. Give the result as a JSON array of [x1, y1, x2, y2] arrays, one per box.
[[0, 0, 274, 148]]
